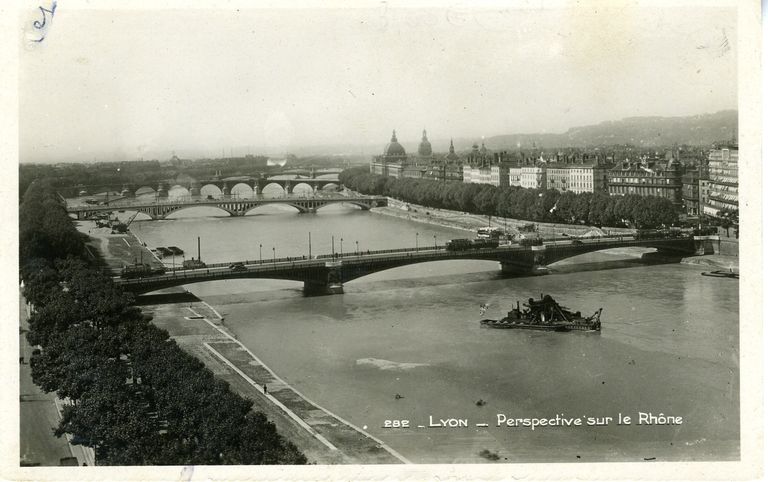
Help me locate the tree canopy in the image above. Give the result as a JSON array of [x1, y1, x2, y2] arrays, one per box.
[[340, 167, 680, 229], [20, 181, 306, 465]]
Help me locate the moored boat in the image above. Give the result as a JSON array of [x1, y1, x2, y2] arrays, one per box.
[[701, 270, 738, 279], [480, 294, 602, 332]]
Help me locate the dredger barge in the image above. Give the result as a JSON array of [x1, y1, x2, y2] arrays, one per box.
[[480, 294, 602, 332]]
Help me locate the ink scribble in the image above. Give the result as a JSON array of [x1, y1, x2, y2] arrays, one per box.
[[31, 1, 57, 43]]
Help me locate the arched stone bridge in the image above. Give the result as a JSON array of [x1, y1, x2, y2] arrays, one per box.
[[75, 176, 340, 199], [115, 236, 704, 296], [68, 195, 388, 220]]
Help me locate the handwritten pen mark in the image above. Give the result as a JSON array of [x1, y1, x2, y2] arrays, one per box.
[[31, 1, 57, 43]]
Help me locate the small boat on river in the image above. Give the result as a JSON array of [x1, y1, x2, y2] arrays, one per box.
[[480, 294, 602, 332], [701, 270, 738, 279]]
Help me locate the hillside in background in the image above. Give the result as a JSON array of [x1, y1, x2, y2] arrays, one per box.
[[483, 110, 737, 150]]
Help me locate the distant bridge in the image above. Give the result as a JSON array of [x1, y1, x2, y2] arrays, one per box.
[[115, 236, 708, 296], [71, 174, 341, 199], [67, 194, 387, 220]]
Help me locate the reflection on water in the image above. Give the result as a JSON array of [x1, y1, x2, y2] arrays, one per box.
[[131, 206, 739, 463]]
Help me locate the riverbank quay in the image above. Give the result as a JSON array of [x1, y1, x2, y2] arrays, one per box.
[[76, 222, 405, 464], [145, 298, 405, 464], [372, 197, 635, 237], [78, 220, 164, 273]]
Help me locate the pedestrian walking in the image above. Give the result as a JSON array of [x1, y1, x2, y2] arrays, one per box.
[[263, 384, 268, 394]]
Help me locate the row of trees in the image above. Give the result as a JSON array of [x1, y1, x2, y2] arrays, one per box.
[[20, 180, 306, 465], [340, 167, 680, 229]]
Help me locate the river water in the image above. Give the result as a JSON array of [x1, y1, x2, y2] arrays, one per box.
[[128, 204, 739, 463]]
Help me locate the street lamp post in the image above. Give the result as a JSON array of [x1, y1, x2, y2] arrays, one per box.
[[308, 232, 312, 259], [272, 247, 276, 265], [355, 240, 359, 255], [433, 235, 437, 250], [340, 238, 344, 257], [259, 244, 262, 264], [416, 232, 419, 251]]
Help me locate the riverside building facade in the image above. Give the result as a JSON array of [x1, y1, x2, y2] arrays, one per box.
[[461, 142, 513, 187], [699, 145, 738, 216], [607, 157, 684, 208]]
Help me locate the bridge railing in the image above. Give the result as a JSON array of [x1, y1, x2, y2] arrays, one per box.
[[160, 245, 448, 273], [150, 236, 662, 273], [115, 235, 694, 283], [178, 255, 313, 270], [315, 245, 448, 260], [117, 262, 313, 285]]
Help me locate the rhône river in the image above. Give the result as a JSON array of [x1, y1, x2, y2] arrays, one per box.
[[130, 204, 739, 463]]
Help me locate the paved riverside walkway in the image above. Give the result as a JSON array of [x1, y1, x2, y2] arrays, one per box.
[[147, 298, 407, 464], [19, 295, 95, 467]]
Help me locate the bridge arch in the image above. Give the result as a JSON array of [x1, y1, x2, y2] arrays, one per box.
[[231, 182, 255, 198], [242, 202, 308, 215], [168, 185, 191, 200], [135, 186, 156, 196], [121, 210, 154, 221], [541, 240, 695, 266], [161, 204, 237, 219], [200, 184, 223, 199], [261, 182, 287, 198], [291, 182, 314, 195], [314, 201, 365, 212]]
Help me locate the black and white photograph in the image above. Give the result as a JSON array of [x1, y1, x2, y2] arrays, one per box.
[[4, 0, 763, 480]]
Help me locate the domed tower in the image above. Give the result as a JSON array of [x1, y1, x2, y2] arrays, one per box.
[[468, 142, 480, 164], [384, 130, 407, 159], [418, 129, 433, 157], [446, 138, 459, 161]]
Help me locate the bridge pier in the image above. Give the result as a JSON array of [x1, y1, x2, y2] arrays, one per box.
[[303, 262, 344, 295], [121, 185, 135, 198], [693, 235, 720, 255], [157, 183, 169, 198], [499, 247, 540, 276], [500, 261, 539, 276], [303, 280, 344, 296]]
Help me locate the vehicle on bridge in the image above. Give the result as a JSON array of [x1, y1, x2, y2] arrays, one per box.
[[182, 258, 207, 269], [446, 239, 473, 251], [471, 238, 499, 249], [476, 227, 505, 240], [518, 236, 543, 246], [229, 262, 246, 271], [447, 238, 500, 251], [121, 264, 166, 279], [480, 294, 602, 332]]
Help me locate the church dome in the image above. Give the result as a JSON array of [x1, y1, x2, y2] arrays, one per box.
[[418, 129, 432, 157], [384, 130, 407, 157]]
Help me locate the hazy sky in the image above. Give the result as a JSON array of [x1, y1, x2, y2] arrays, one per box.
[[19, 4, 737, 162]]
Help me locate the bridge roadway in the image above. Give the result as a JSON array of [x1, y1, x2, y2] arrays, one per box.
[[115, 236, 700, 295], [67, 194, 388, 220]]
